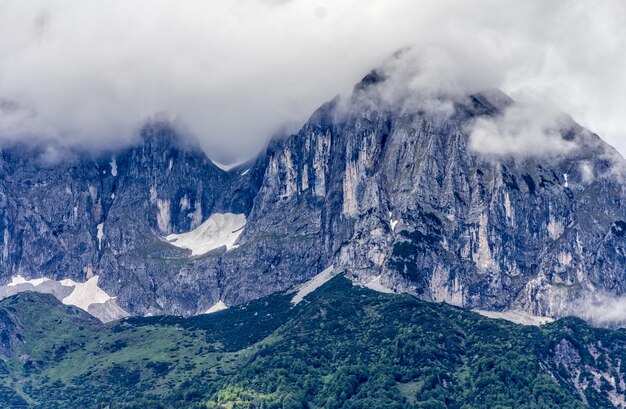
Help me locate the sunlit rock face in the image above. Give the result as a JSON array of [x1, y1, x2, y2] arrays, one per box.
[[0, 72, 624, 322]]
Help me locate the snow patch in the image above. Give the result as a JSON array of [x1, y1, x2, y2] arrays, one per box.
[[59, 278, 77, 286], [166, 213, 246, 256], [241, 168, 250, 176], [96, 223, 104, 250], [291, 266, 336, 305], [563, 173, 568, 188], [204, 300, 228, 314], [110, 157, 117, 177], [473, 309, 554, 326], [7, 275, 50, 287], [2, 275, 127, 322], [390, 219, 398, 231], [62, 275, 113, 311]]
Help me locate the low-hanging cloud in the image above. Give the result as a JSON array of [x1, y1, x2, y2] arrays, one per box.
[[566, 292, 626, 328], [0, 0, 625, 161], [468, 104, 578, 157]]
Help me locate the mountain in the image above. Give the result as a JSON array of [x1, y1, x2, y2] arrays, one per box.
[[247, 75, 626, 323], [0, 124, 256, 319], [0, 65, 625, 323], [1, 275, 625, 408]]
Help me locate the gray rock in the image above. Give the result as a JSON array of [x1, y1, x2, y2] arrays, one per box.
[[0, 72, 624, 322]]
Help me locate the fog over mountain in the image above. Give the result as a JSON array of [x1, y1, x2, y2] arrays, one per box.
[[0, 0, 625, 162], [2, 3, 626, 407]]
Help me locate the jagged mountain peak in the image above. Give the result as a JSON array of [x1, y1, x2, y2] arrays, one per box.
[[0, 61, 624, 328], [353, 69, 387, 94], [136, 120, 207, 157], [463, 89, 514, 116]]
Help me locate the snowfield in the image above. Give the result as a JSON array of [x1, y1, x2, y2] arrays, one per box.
[[7, 275, 50, 287], [291, 266, 336, 305], [1, 274, 127, 322], [166, 213, 246, 256], [61, 276, 113, 311]]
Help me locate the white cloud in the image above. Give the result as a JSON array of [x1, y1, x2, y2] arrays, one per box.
[[0, 0, 624, 160], [468, 104, 578, 157], [566, 292, 626, 327]]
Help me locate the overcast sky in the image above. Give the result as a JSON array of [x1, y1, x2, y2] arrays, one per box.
[[0, 0, 625, 161]]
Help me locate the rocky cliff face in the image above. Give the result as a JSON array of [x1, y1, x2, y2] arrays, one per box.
[[0, 124, 233, 316], [0, 71, 624, 322], [238, 71, 626, 321]]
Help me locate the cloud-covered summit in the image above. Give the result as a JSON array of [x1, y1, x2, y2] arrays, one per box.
[[0, 0, 625, 161]]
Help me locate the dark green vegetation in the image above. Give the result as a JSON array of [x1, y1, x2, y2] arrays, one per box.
[[1, 277, 625, 409]]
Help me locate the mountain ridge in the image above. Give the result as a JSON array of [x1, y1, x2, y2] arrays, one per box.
[[0, 69, 624, 325]]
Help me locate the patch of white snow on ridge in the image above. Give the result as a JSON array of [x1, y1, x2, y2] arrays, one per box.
[[204, 300, 228, 314], [62, 275, 113, 312], [241, 168, 250, 176], [59, 278, 78, 286], [291, 266, 336, 305], [166, 213, 246, 256], [473, 309, 554, 326], [563, 173, 568, 188], [2, 275, 127, 322], [7, 275, 50, 287]]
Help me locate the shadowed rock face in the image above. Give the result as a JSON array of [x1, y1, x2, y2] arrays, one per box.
[[0, 73, 624, 321]]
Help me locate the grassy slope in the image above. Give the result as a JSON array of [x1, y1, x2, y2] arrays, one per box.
[[0, 277, 625, 408]]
